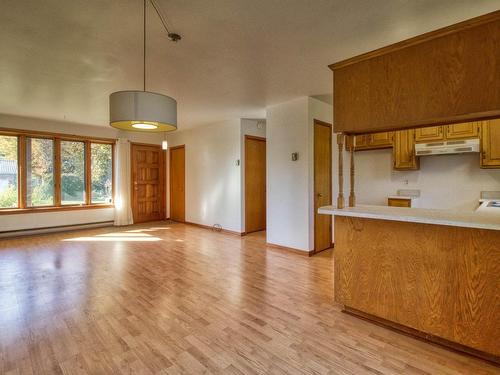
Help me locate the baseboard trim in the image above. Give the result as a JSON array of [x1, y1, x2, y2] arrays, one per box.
[[266, 242, 314, 257], [184, 221, 245, 237], [312, 243, 335, 255], [0, 221, 114, 238]]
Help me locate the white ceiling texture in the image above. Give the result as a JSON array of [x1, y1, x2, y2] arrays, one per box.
[[0, 0, 498, 130]]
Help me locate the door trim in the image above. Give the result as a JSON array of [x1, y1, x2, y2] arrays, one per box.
[[130, 142, 166, 223], [244, 135, 266, 234], [169, 144, 186, 222], [313, 119, 333, 254]]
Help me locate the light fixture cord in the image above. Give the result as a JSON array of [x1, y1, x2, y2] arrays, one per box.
[[143, 0, 146, 92], [149, 0, 171, 35]]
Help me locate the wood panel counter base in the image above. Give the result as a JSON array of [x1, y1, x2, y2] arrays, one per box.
[[343, 307, 500, 365], [334, 216, 500, 361]]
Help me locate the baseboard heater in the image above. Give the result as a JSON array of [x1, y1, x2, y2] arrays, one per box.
[[0, 221, 114, 239]]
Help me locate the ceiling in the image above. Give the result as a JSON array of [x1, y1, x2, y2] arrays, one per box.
[[0, 0, 498, 131]]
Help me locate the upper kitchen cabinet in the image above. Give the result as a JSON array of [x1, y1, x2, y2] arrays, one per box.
[[480, 119, 500, 168], [414, 122, 480, 143], [330, 11, 500, 134], [393, 129, 419, 170], [415, 126, 444, 142], [354, 134, 370, 149], [355, 132, 393, 151], [445, 122, 480, 140], [370, 132, 394, 148]]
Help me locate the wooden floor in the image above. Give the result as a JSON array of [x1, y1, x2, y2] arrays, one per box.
[[0, 223, 497, 375]]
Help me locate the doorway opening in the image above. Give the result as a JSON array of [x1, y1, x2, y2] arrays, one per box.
[[131, 143, 166, 223], [313, 119, 333, 253], [244, 135, 266, 234], [169, 145, 185, 222]]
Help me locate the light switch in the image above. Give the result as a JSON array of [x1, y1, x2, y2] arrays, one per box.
[[291, 152, 299, 161]]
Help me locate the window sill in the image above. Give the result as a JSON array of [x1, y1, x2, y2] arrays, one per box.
[[0, 204, 114, 215]]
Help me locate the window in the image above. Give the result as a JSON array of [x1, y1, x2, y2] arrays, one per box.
[[26, 137, 54, 207], [0, 135, 18, 208], [61, 141, 85, 205], [91, 143, 113, 204], [0, 129, 114, 213]]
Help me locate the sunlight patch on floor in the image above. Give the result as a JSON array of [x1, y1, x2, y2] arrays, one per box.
[[62, 231, 162, 242]]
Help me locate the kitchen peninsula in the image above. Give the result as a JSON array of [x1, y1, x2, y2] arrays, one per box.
[[320, 205, 499, 361], [323, 10, 500, 364]]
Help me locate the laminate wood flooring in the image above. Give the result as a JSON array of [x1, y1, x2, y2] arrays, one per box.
[[0, 223, 497, 374]]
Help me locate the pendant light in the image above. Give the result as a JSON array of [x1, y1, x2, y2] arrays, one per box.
[[109, 0, 179, 132]]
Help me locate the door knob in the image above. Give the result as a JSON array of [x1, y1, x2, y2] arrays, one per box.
[[317, 193, 323, 198]]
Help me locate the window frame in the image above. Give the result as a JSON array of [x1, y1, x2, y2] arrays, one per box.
[[0, 133, 20, 209], [89, 141, 115, 205], [0, 128, 115, 215], [25, 135, 56, 208], [60, 139, 87, 206]]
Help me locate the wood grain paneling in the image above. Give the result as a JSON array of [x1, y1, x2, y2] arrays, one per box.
[[244, 136, 266, 233], [331, 11, 500, 133], [334, 216, 500, 359]]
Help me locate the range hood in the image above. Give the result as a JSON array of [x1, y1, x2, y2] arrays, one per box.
[[415, 139, 480, 156]]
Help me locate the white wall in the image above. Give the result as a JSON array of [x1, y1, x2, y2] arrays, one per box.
[[240, 119, 266, 232], [166, 119, 243, 232], [266, 97, 332, 252], [339, 148, 500, 211], [0, 114, 161, 232]]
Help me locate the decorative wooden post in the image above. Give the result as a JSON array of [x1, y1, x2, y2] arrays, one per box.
[[337, 134, 345, 209], [347, 135, 356, 207]]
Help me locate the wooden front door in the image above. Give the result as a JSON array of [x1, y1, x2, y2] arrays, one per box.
[[245, 135, 266, 233], [314, 120, 332, 253], [131, 144, 165, 223], [170, 145, 185, 222]]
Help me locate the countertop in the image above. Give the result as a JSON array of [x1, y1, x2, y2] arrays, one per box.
[[318, 204, 500, 231]]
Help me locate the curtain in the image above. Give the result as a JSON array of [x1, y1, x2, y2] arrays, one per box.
[[114, 138, 134, 226]]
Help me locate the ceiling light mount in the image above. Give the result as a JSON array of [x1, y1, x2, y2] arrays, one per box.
[[167, 33, 182, 42]]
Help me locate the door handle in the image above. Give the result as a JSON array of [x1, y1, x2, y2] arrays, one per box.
[[317, 193, 323, 198]]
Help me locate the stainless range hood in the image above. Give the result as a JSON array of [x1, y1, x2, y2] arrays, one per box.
[[415, 139, 479, 156]]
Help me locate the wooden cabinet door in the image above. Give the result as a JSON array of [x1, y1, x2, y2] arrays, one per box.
[[480, 119, 500, 168], [388, 198, 412, 207], [393, 130, 419, 170], [369, 132, 393, 148], [354, 134, 370, 150], [355, 132, 392, 150], [415, 126, 444, 142], [445, 122, 480, 140]]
